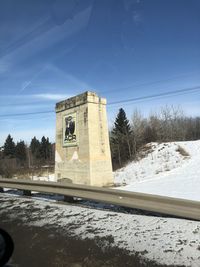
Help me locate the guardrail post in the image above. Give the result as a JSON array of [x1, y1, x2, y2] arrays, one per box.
[[23, 190, 31, 196], [63, 195, 74, 203]]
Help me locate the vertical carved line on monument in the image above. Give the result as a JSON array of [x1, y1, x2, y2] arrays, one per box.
[[75, 110, 79, 147], [98, 103, 105, 154], [87, 103, 92, 182], [84, 107, 88, 125]]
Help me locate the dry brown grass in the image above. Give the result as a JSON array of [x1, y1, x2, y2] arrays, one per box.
[[176, 145, 190, 157], [138, 143, 154, 159]]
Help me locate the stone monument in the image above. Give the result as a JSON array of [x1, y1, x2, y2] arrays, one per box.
[[55, 91, 113, 186]]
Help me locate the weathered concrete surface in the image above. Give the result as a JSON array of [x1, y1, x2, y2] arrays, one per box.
[[55, 91, 113, 186]]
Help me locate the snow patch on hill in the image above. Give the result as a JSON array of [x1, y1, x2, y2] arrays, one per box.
[[114, 140, 200, 201], [115, 141, 192, 184]]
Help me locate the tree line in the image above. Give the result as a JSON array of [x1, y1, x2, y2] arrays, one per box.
[[0, 135, 54, 177], [1, 105, 200, 175], [110, 106, 200, 170]]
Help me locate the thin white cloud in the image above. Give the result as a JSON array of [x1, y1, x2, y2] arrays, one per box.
[[0, 93, 71, 102], [19, 67, 46, 93], [17, 63, 92, 97], [45, 64, 91, 90], [34, 93, 71, 101], [1, 5, 92, 65]]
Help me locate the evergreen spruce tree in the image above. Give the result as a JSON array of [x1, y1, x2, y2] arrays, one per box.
[[30, 137, 40, 155], [3, 134, 16, 158], [110, 108, 133, 168], [40, 136, 47, 161], [15, 140, 27, 164], [30, 136, 52, 165], [113, 108, 132, 135], [45, 137, 52, 161], [39, 136, 52, 163], [30, 137, 41, 165]]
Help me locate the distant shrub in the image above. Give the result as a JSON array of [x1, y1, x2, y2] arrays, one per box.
[[0, 166, 14, 178]]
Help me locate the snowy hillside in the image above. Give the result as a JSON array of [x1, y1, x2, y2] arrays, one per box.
[[114, 140, 200, 201]]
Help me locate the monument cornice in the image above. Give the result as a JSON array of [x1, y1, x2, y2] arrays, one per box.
[[55, 91, 106, 113]]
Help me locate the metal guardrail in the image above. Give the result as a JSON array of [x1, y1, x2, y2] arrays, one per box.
[[0, 178, 199, 221]]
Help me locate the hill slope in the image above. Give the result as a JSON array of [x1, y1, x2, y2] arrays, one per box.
[[114, 140, 200, 201]]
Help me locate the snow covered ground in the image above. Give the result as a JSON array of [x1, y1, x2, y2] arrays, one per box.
[[31, 140, 200, 201], [1, 140, 200, 266], [32, 173, 56, 182], [1, 193, 200, 267], [114, 140, 200, 201]]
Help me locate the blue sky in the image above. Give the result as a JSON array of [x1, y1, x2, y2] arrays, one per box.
[[0, 0, 200, 145]]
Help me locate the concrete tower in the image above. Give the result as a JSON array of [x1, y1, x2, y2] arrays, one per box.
[[55, 91, 113, 186]]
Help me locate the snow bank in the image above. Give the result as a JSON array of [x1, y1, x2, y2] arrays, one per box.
[[115, 140, 200, 201], [32, 173, 56, 182]]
